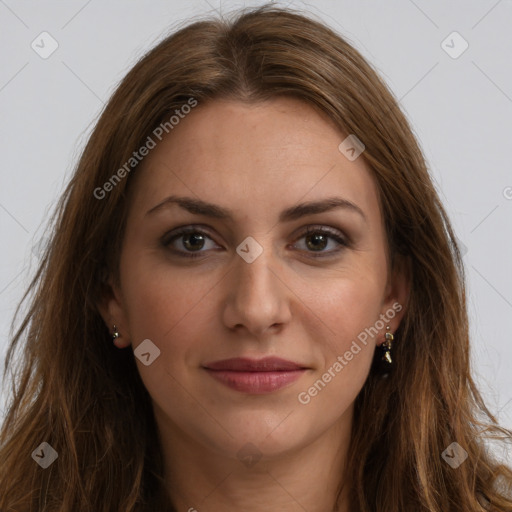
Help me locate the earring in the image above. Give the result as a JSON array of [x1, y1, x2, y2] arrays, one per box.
[[112, 325, 120, 343], [380, 325, 394, 364]]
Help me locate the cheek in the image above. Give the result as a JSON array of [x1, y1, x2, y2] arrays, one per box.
[[299, 269, 384, 370], [118, 256, 215, 407], [120, 250, 212, 344], [118, 252, 228, 412], [294, 276, 383, 415], [298, 265, 385, 347]]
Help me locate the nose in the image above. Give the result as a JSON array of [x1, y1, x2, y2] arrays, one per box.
[[222, 243, 292, 339]]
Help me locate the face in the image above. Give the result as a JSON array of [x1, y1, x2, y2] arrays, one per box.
[[100, 97, 408, 462]]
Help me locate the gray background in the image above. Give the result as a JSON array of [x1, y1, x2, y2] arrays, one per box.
[[1, 0, 511, 455]]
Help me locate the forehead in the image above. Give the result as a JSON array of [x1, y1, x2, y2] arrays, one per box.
[[127, 97, 381, 226]]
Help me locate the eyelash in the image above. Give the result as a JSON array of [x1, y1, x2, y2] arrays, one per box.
[[161, 225, 349, 260]]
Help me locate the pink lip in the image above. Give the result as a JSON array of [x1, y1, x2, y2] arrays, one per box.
[[203, 357, 308, 394]]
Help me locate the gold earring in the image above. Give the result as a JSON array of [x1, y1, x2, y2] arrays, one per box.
[[381, 325, 394, 364]]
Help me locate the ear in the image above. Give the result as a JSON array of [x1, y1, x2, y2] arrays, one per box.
[[380, 251, 411, 336], [96, 275, 131, 348]]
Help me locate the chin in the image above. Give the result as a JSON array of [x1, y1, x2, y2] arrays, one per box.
[[203, 410, 315, 461]]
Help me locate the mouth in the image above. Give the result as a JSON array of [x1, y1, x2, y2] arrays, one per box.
[[202, 357, 309, 394]]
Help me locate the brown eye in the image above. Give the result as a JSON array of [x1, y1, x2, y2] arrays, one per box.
[[293, 226, 349, 257], [162, 227, 219, 258], [181, 232, 206, 251], [305, 232, 329, 251]]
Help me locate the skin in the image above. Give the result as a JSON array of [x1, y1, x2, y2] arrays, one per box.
[[98, 97, 409, 511]]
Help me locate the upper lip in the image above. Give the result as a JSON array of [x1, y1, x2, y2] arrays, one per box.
[[203, 357, 307, 371]]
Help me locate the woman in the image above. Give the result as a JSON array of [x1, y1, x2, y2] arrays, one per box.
[[1, 4, 511, 511]]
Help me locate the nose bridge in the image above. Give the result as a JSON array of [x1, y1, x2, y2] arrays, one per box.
[[234, 239, 278, 307], [225, 235, 290, 334]]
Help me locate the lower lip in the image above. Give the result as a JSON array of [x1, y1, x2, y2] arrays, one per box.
[[204, 369, 306, 394]]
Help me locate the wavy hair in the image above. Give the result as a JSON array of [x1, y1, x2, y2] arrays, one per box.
[[1, 4, 511, 511]]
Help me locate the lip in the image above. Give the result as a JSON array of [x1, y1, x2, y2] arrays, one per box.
[[203, 357, 306, 371], [202, 357, 309, 394]]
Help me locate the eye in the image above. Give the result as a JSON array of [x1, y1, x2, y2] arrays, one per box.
[[291, 225, 349, 258], [161, 226, 219, 259]]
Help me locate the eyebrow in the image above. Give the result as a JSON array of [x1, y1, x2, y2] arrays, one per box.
[[145, 195, 367, 223]]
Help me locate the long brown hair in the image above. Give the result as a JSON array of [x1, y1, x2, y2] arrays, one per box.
[[1, 4, 511, 511]]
